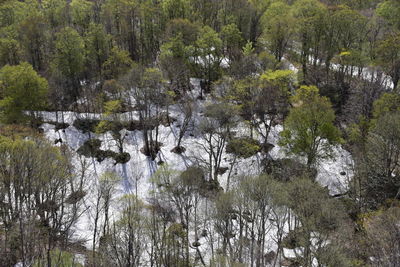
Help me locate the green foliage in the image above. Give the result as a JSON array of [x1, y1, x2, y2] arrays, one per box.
[[362, 112, 400, 207], [0, 38, 20, 65], [42, 0, 68, 28], [260, 69, 295, 88], [0, 62, 48, 123], [279, 86, 342, 167], [85, 23, 110, 76], [376, 0, 400, 30], [375, 33, 400, 89], [242, 41, 254, 56], [103, 46, 134, 79], [262, 0, 294, 61], [373, 92, 400, 119], [226, 137, 261, 158], [161, 0, 190, 20], [52, 26, 85, 92], [71, 0, 93, 31], [204, 102, 239, 128], [220, 23, 243, 59]]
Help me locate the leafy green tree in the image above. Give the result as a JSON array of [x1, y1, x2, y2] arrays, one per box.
[[0, 62, 48, 123], [0, 38, 20, 66], [41, 0, 68, 28], [160, 34, 192, 94], [164, 18, 199, 46], [292, 0, 327, 80], [103, 46, 134, 80], [376, 0, 400, 31], [279, 86, 342, 168], [376, 33, 400, 90], [52, 27, 85, 100], [18, 12, 49, 71], [373, 92, 400, 119], [70, 0, 93, 32], [194, 26, 223, 98], [101, 0, 140, 59], [361, 112, 400, 208], [324, 5, 367, 73], [262, 0, 294, 61], [220, 23, 243, 61], [161, 0, 190, 20], [85, 23, 110, 79]]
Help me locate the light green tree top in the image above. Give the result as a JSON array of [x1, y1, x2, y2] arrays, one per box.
[[0, 62, 48, 123], [279, 85, 342, 168]]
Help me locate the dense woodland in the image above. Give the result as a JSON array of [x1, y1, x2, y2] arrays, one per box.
[[0, 0, 400, 266]]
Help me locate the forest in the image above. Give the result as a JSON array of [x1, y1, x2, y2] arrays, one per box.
[[0, 0, 399, 266]]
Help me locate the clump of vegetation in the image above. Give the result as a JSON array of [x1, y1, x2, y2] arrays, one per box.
[[226, 137, 261, 158], [73, 118, 100, 133], [76, 138, 130, 164], [54, 122, 70, 131]]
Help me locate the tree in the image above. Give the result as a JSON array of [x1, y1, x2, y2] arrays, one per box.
[[376, 0, 400, 31], [18, 11, 49, 71], [0, 38, 20, 66], [122, 66, 166, 160], [220, 23, 243, 61], [101, 0, 140, 60], [160, 34, 192, 95], [363, 205, 400, 266], [0, 62, 48, 123], [323, 5, 367, 74], [198, 103, 238, 182], [85, 23, 110, 79], [360, 112, 400, 208], [282, 178, 351, 267], [291, 0, 327, 80], [173, 97, 194, 153], [372, 92, 400, 119], [0, 136, 82, 266], [103, 46, 134, 80], [194, 26, 223, 98], [279, 86, 342, 169], [101, 195, 147, 266], [262, 0, 294, 61], [52, 27, 85, 101], [161, 0, 190, 20], [95, 100, 130, 163], [70, 0, 93, 32], [376, 33, 400, 90]]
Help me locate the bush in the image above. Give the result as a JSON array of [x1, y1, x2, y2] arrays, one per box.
[[54, 122, 70, 131], [113, 152, 131, 164], [76, 139, 102, 157], [264, 158, 317, 182], [73, 118, 100, 133], [226, 137, 261, 158]]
